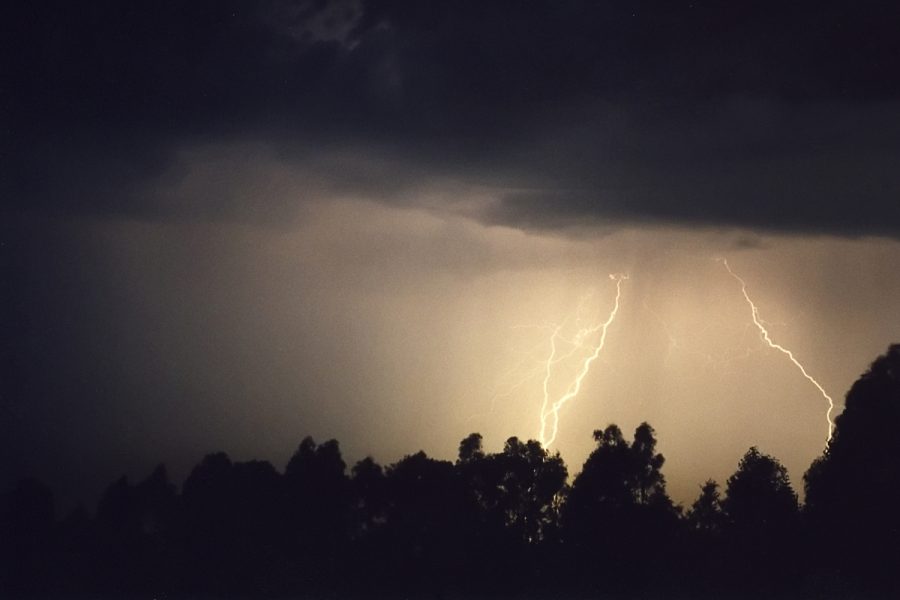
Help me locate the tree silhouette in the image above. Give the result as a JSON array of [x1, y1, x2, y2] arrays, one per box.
[[180, 452, 236, 592], [381, 451, 476, 596], [470, 436, 567, 544], [455, 434, 568, 594], [457, 432, 485, 464], [5, 345, 900, 600], [350, 456, 387, 537], [562, 423, 679, 593], [723, 447, 798, 532], [687, 479, 724, 535], [685, 479, 727, 594], [283, 437, 350, 590], [632, 422, 668, 505], [346, 456, 389, 590], [181, 454, 286, 595], [85, 465, 181, 594], [804, 344, 900, 592], [565, 423, 674, 514], [721, 447, 800, 592], [564, 424, 634, 514]]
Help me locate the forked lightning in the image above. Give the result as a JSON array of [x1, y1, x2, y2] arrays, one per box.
[[538, 274, 628, 447], [719, 259, 835, 442]]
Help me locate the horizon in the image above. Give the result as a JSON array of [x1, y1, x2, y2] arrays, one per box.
[[10, 320, 895, 513]]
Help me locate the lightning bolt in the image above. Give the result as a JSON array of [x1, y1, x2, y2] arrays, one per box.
[[538, 274, 628, 447], [719, 259, 835, 442]]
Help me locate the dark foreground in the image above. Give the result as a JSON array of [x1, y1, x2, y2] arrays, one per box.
[[4, 345, 900, 599]]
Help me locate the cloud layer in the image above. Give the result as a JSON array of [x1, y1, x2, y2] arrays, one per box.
[[5, 0, 900, 235]]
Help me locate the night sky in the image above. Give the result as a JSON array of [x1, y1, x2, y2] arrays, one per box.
[[4, 0, 900, 508]]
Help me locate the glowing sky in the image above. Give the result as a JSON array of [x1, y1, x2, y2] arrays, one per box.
[[4, 1, 900, 507], [6, 194, 900, 506]]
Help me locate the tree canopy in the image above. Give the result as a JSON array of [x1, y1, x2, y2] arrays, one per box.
[[805, 344, 900, 589], [4, 345, 900, 598]]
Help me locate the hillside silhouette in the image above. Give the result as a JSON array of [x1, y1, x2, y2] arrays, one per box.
[[3, 344, 900, 599]]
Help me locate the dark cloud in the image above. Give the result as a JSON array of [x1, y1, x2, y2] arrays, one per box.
[[4, 0, 900, 235]]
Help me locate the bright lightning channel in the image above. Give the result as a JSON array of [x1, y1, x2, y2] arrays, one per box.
[[538, 274, 628, 447], [719, 258, 835, 442]]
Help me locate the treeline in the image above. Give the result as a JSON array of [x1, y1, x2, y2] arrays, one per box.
[[3, 344, 900, 599]]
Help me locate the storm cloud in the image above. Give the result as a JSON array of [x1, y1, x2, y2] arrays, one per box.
[[5, 0, 900, 235]]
